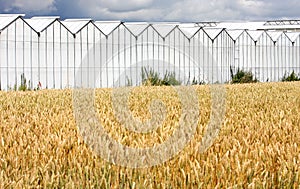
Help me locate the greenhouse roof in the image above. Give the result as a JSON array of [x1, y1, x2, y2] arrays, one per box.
[[61, 19, 92, 34], [204, 28, 224, 40], [151, 23, 178, 38], [266, 31, 284, 42], [226, 30, 245, 41], [246, 30, 264, 41], [178, 24, 201, 39], [1, 14, 300, 42], [210, 21, 266, 30], [123, 22, 149, 37], [25, 17, 60, 33], [285, 32, 300, 42], [94, 21, 121, 35], [0, 14, 24, 31]]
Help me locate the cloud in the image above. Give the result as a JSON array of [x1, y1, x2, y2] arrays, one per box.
[[70, 0, 160, 21], [98, 0, 154, 12], [165, 0, 239, 21], [0, 0, 55, 13]]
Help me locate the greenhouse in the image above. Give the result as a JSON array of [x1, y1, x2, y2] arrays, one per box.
[[1, 14, 300, 89]]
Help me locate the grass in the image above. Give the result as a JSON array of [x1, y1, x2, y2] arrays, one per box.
[[0, 82, 300, 188]]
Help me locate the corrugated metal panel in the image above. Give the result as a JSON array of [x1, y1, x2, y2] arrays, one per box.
[[61, 19, 92, 34], [0, 14, 24, 30], [94, 21, 121, 35]]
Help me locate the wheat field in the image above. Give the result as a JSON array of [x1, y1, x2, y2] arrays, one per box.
[[0, 82, 299, 188]]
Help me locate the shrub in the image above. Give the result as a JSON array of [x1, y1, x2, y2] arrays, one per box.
[[18, 73, 29, 91], [230, 66, 258, 84], [161, 71, 181, 86], [10, 73, 41, 91], [126, 76, 132, 86], [191, 77, 206, 85], [141, 67, 181, 86], [281, 70, 300, 82]]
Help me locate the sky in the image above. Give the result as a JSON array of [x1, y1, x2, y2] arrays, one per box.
[[0, 0, 300, 22]]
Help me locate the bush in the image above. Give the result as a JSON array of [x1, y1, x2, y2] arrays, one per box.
[[230, 66, 258, 84], [10, 73, 41, 91], [141, 67, 181, 86], [18, 73, 29, 91], [191, 77, 206, 85], [281, 71, 300, 82]]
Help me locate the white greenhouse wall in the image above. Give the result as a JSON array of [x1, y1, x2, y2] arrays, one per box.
[[1, 14, 300, 90]]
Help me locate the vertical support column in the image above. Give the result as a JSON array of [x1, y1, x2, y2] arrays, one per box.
[[152, 29, 154, 70], [45, 29, 48, 88], [188, 37, 191, 84], [168, 31, 171, 73], [0, 30, 2, 90], [173, 30, 176, 78], [129, 34, 132, 85], [123, 29, 126, 85], [30, 30, 33, 89], [73, 34, 76, 87], [105, 35, 108, 88], [117, 26, 120, 87], [6, 26, 9, 89], [38, 33, 40, 86], [277, 37, 280, 80], [198, 31, 201, 83], [211, 40, 214, 83], [183, 36, 186, 84], [59, 23, 62, 89], [178, 30, 181, 82], [66, 32, 69, 88], [80, 31, 83, 87], [53, 25, 55, 88], [206, 35, 210, 83], [93, 25, 96, 88], [111, 30, 114, 87], [192, 36, 195, 84], [163, 37, 165, 74], [273, 41, 276, 81], [135, 36, 138, 85], [86, 24, 89, 88], [265, 33, 269, 82], [99, 32, 103, 88], [14, 21, 17, 89], [22, 21, 25, 83]]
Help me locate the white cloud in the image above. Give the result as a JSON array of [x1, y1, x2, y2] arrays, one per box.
[[0, 0, 55, 13], [165, 0, 241, 21], [75, 0, 160, 20], [98, 0, 153, 12]]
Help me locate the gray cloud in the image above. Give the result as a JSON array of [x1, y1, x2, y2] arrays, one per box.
[[98, 0, 154, 12], [0, 0, 299, 21], [0, 0, 55, 14]]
